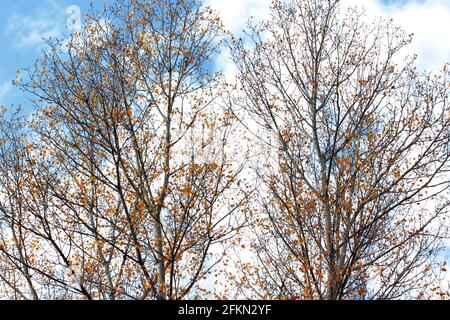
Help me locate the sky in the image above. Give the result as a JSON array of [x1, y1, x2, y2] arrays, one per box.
[[1, 0, 450, 107]]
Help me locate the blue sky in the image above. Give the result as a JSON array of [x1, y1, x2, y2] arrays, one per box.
[[1, 0, 450, 106]]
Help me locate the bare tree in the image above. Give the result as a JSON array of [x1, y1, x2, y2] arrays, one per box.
[[229, 0, 450, 300], [2, 0, 248, 300]]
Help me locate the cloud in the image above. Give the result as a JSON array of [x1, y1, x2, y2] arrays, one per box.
[[7, 16, 61, 49], [342, 0, 450, 70], [5, 0, 70, 50], [209, 0, 450, 73], [207, 0, 272, 34], [381, 0, 450, 70]]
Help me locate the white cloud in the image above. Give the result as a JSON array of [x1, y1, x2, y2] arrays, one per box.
[[5, 1, 68, 50], [341, 0, 450, 70], [7, 17, 61, 49], [210, 0, 450, 73], [382, 0, 450, 70], [207, 0, 272, 34], [207, 0, 272, 82]]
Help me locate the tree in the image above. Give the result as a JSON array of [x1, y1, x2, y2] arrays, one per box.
[[2, 0, 248, 300], [229, 0, 450, 300], [0, 107, 41, 300]]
